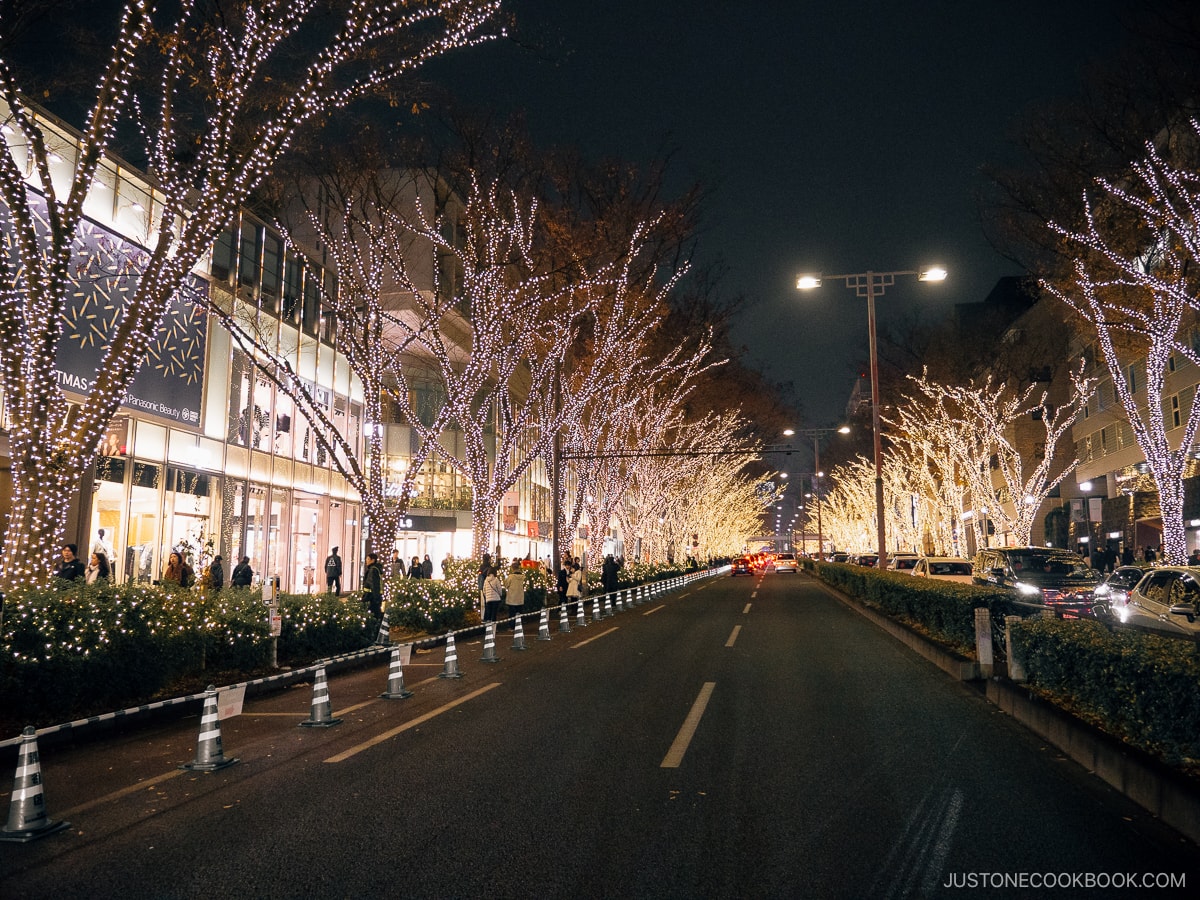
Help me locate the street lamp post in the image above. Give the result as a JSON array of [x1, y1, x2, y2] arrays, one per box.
[[784, 426, 850, 561], [798, 268, 946, 569]]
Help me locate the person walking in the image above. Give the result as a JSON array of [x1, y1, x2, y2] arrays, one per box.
[[391, 550, 406, 580], [324, 547, 343, 595], [231, 555, 253, 588], [421, 554, 433, 579], [477, 553, 492, 594], [556, 553, 569, 611], [504, 560, 526, 619], [409, 556, 423, 578], [84, 551, 110, 584], [566, 560, 583, 613], [55, 544, 86, 582], [362, 552, 384, 620], [481, 564, 504, 622], [207, 554, 225, 593], [163, 551, 195, 588], [601, 553, 619, 595]]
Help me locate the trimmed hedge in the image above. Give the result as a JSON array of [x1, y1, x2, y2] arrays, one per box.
[[810, 560, 1021, 653], [1010, 617, 1200, 763]]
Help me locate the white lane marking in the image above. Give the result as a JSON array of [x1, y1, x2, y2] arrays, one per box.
[[661, 682, 716, 768], [571, 627, 619, 648], [60, 769, 184, 818], [643, 605, 665, 616], [751, 591, 757, 598], [725, 625, 741, 648], [743, 603, 752, 614], [325, 683, 501, 763]]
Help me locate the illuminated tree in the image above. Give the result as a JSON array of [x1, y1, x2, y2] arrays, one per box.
[[0, 1, 500, 591], [397, 176, 687, 558], [1046, 123, 1200, 564]]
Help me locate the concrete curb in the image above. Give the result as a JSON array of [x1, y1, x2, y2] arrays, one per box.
[[811, 574, 1200, 845]]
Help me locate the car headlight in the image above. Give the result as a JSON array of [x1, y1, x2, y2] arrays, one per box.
[[1095, 583, 1111, 597], [1016, 581, 1043, 598]]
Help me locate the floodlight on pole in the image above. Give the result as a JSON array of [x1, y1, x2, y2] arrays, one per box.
[[798, 268, 946, 569]]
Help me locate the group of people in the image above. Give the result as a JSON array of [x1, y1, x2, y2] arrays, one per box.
[[477, 553, 528, 622], [355, 548, 441, 620]]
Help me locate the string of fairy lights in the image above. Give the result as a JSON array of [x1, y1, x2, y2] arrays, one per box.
[[0, 2, 502, 596]]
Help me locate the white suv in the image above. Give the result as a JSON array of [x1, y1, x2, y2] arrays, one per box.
[[773, 553, 798, 573]]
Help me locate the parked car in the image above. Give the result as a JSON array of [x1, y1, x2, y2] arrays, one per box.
[[829, 552, 849, 563], [1117, 566, 1200, 635], [887, 554, 920, 572], [911, 557, 973, 583], [972, 547, 1102, 614], [773, 552, 798, 573], [855, 553, 879, 568], [730, 557, 753, 577], [1093, 565, 1149, 608]]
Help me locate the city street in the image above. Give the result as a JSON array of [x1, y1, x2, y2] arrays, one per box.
[[2, 571, 1198, 898]]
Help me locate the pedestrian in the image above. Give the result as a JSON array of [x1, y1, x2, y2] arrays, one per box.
[[207, 554, 224, 593], [409, 555, 423, 578], [55, 543, 86, 582], [481, 564, 504, 622], [391, 550, 406, 580], [504, 559, 526, 619], [1121, 545, 1134, 566], [1189, 549, 1200, 567], [566, 560, 583, 611], [84, 551, 110, 584], [362, 552, 384, 619], [324, 547, 343, 595], [1145, 545, 1157, 563], [163, 551, 195, 588], [231, 555, 253, 588], [477, 553, 492, 594], [556, 553, 569, 611], [601, 553, 619, 595], [421, 554, 433, 579], [443, 552, 453, 576]]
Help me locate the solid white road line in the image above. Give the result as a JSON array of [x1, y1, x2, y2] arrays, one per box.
[[725, 625, 741, 648], [571, 627, 619, 648], [324, 683, 501, 763], [59, 769, 184, 818], [661, 681, 716, 769]]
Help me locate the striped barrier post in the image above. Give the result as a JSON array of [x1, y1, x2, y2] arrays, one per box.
[[537, 608, 552, 641], [558, 603, 572, 634], [604, 595, 614, 618], [592, 596, 604, 622], [511, 615, 527, 651], [181, 686, 240, 770], [0, 727, 69, 842], [481, 622, 501, 663], [440, 633, 463, 678], [299, 664, 342, 728], [576, 599, 588, 627], [380, 645, 414, 699], [375, 610, 391, 646]]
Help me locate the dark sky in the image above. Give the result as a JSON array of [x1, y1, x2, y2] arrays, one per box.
[[427, 0, 1129, 424]]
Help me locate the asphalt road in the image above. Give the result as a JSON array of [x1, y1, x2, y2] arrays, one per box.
[[2, 570, 1199, 899]]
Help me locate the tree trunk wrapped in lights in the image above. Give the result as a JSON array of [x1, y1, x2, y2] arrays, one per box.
[[0, 1, 500, 594], [1047, 123, 1200, 564]]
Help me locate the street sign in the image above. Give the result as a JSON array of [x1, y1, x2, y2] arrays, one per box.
[[217, 685, 245, 720]]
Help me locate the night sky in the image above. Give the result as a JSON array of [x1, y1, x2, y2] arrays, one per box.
[[427, 0, 1129, 424]]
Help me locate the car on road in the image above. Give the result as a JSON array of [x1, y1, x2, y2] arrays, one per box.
[[1093, 565, 1149, 609], [829, 552, 849, 563], [730, 557, 753, 577], [773, 552, 798, 573], [887, 554, 920, 573], [1113, 566, 1200, 635], [910, 557, 973, 583], [855, 553, 880, 568], [972, 547, 1102, 614]]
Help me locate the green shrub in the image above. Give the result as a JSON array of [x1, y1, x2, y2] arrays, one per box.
[[1011, 617, 1200, 763]]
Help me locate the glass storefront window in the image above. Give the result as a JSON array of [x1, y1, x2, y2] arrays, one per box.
[[291, 494, 321, 593], [164, 467, 216, 572], [125, 462, 161, 584]]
